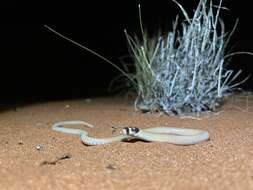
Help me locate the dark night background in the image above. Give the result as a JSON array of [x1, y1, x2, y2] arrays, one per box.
[[0, 0, 252, 105]]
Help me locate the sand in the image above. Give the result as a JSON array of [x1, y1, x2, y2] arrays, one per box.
[[0, 94, 253, 190]]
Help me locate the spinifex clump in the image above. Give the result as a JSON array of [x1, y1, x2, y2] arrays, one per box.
[[125, 0, 248, 115]]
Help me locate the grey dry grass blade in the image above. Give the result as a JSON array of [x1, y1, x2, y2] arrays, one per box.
[[44, 25, 137, 87], [138, 4, 145, 39], [224, 51, 253, 59], [171, 0, 191, 24]]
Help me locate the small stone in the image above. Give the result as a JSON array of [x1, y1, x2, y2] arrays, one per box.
[[106, 164, 117, 170], [36, 144, 44, 151]]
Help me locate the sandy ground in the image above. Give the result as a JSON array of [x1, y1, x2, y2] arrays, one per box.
[[0, 93, 253, 190]]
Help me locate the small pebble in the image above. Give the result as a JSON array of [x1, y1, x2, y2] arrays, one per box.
[[36, 144, 44, 151], [106, 164, 117, 170]]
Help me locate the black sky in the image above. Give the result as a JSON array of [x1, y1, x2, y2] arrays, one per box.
[[0, 0, 252, 105]]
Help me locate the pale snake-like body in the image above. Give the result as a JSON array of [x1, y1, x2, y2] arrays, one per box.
[[52, 120, 209, 145]]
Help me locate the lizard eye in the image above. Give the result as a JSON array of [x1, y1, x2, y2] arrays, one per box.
[[131, 127, 139, 133]]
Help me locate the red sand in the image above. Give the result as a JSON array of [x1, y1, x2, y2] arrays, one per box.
[[0, 94, 253, 190]]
